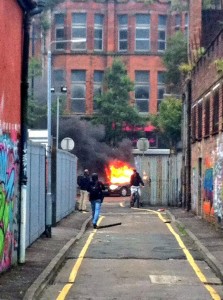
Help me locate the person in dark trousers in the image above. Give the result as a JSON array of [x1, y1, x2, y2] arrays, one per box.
[[130, 169, 144, 207], [87, 173, 105, 229], [77, 169, 90, 212]]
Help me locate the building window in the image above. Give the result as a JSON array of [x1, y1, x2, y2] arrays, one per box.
[[72, 13, 87, 50], [53, 69, 65, 90], [135, 71, 149, 113], [184, 13, 188, 37], [204, 97, 210, 136], [212, 89, 219, 133], [94, 14, 104, 51], [55, 14, 65, 50], [93, 71, 104, 111], [158, 15, 167, 52], [197, 101, 202, 140], [191, 105, 197, 141], [135, 14, 150, 52], [157, 72, 165, 110], [71, 70, 86, 113], [175, 14, 181, 31], [118, 15, 128, 52]]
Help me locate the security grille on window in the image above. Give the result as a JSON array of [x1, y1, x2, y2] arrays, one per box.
[[191, 105, 197, 141], [71, 70, 86, 113], [135, 14, 150, 51], [204, 97, 210, 136], [197, 101, 203, 140], [93, 71, 104, 111], [158, 15, 167, 52], [72, 13, 87, 50], [157, 72, 165, 110], [135, 71, 149, 113], [118, 15, 128, 52], [94, 14, 104, 51], [213, 89, 219, 133], [55, 14, 65, 50]]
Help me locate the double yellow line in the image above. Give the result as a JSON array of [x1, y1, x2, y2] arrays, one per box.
[[56, 216, 104, 300], [145, 208, 221, 300]]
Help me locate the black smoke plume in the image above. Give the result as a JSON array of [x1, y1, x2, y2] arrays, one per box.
[[57, 116, 134, 180]]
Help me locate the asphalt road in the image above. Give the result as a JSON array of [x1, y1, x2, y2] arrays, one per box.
[[40, 198, 223, 300]]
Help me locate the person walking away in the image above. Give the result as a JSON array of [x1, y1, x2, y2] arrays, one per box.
[[77, 169, 90, 212], [130, 169, 144, 207], [88, 173, 105, 229]]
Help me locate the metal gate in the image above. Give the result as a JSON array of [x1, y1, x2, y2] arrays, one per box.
[[133, 149, 182, 207]]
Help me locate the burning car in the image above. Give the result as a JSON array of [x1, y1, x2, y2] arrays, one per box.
[[104, 160, 133, 197]]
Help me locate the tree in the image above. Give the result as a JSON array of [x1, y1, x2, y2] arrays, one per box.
[[163, 31, 188, 94], [150, 97, 182, 150], [93, 59, 146, 146]]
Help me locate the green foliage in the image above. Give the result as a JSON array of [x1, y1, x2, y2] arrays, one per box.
[[163, 31, 188, 94], [171, 0, 188, 12], [28, 57, 42, 78], [202, 0, 214, 9], [150, 97, 182, 149], [93, 59, 147, 146], [214, 59, 223, 74]]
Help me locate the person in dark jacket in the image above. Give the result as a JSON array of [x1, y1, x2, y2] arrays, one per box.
[[130, 169, 144, 207], [77, 169, 90, 212], [87, 173, 105, 229]]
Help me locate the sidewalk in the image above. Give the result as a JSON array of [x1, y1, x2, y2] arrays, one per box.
[[0, 206, 223, 300], [0, 210, 92, 300]]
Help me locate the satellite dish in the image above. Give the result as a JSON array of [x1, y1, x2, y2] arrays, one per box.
[[137, 138, 149, 152], [61, 137, 75, 151]]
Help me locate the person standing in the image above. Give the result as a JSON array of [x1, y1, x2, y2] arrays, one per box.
[[88, 173, 105, 229], [77, 169, 90, 212]]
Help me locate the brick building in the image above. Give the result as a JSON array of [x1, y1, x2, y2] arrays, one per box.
[[0, 0, 43, 274], [46, 0, 188, 147], [184, 0, 223, 223]]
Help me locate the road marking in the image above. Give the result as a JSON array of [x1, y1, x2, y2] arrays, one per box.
[[56, 216, 104, 300], [141, 208, 221, 300]]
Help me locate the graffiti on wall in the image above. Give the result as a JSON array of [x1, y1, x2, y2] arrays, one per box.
[[203, 168, 213, 216], [0, 132, 19, 272], [213, 136, 223, 222]]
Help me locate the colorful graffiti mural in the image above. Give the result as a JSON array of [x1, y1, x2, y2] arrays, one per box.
[[0, 132, 19, 272], [213, 136, 223, 222], [203, 168, 214, 217]]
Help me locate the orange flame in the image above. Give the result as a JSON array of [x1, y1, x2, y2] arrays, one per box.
[[105, 160, 133, 184]]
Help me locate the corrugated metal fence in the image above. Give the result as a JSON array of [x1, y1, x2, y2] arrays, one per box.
[[26, 142, 77, 248], [134, 150, 182, 206], [56, 150, 77, 222]]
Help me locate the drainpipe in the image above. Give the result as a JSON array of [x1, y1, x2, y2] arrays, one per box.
[[186, 79, 192, 212], [19, 2, 44, 264]]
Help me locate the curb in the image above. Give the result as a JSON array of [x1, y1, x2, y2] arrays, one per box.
[[166, 210, 223, 282], [23, 215, 92, 300]]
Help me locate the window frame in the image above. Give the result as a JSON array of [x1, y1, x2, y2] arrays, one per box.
[[71, 13, 87, 51], [94, 14, 104, 51], [71, 70, 86, 113], [118, 14, 128, 52], [135, 14, 150, 52], [135, 71, 150, 113], [54, 13, 65, 50], [158, 15, 167, 52]]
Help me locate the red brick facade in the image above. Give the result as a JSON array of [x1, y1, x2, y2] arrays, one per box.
[[189, 1, 223, 223], [50, 0, 188, 116]]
